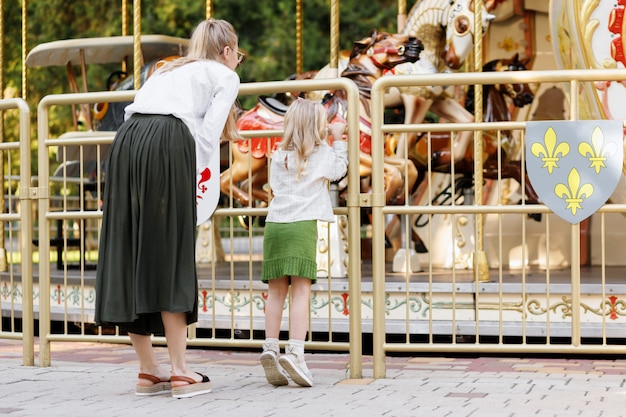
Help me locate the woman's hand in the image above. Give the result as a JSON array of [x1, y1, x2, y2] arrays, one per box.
[[328, 122, 347, 141]]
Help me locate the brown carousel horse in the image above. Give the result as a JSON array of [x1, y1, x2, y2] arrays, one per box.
[[220, 31, 423, 208], [386, 53, 537, 252], [410, 53, 537, 203]]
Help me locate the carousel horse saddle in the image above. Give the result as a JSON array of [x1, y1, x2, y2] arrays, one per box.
[[259, 95, 290, 116]]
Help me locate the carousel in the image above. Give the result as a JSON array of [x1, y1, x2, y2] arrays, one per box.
[[3, 1, 626, 373]]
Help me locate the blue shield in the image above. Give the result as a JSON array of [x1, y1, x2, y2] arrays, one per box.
[[526, 120, 624, 224]]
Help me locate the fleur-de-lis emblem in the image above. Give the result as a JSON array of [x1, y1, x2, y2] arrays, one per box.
[[554, 168, 594, 215], [530, 127, 570, 174], [578, 126, 617, 174]]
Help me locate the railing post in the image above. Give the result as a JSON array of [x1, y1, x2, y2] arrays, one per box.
[[569, 79, 581, 346], [37, 97, 52, 366], [0, 98, 33, 365], [371, 77, 387, 379], [16, 98, 33, 366], [343, 79, 363, 379]]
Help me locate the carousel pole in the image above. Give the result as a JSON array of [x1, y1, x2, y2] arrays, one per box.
[[397, 0, 406, 34], [132, 0, 141, 91], [0, 0, 5, 274], [205, 0, 212, 18], [21, 1, 26, 103], [328, 0, 339, 78], [122, 0, 128, 35], [473, 0, 489, 283], [121, 0, 128, 71], [295, 0, 303, 75]]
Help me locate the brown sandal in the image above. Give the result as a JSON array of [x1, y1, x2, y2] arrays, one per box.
[[135, 373, 171, 396], [171, 372, 212, 399]]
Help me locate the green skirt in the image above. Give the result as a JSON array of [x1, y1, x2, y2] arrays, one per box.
[[95, 114, 198, 336], [262, 221, 318, 284]]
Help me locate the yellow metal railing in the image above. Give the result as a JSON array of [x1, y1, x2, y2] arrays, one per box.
[[0, 98, 33, 365], [33, 79, 365, 376], [2, 70, 626, 378], [370, 68, 626, 378], [36, 90, 135, 366]]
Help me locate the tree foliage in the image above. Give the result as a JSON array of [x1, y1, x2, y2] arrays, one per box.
[[2, 0, 401, 173]]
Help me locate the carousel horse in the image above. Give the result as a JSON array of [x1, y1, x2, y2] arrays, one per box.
[[386, 53, 538, 253], [220, 31, 423, 208], [463, 53, 538, 202], [388, 0, 498, 169], [410, 53, 538, 202]]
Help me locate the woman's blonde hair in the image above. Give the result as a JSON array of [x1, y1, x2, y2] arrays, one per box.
[[159, 18, 237, 71], [279, 99, 328, 180], [159, 18, 242, 141]]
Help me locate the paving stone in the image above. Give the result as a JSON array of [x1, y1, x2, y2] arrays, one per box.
[[1, 339, 626, 417]]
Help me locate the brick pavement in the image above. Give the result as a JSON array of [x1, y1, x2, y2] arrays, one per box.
[[1, 339, 626, 417]]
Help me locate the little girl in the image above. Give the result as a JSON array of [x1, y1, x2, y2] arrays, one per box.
[[260, 98, 348, 387]]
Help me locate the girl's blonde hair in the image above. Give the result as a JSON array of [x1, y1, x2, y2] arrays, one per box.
[[159, 18, 242, 141], [279, 99, 328, 180]]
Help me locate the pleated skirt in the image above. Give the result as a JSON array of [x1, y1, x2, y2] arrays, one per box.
[[261, 220, 318, 284], [95, 114, 198, 336]]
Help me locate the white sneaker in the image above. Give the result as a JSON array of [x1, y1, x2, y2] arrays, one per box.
[[260, 349, 289, 386], [279, 353, 313, 387]]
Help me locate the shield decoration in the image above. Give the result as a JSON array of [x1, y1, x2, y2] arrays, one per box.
[[526, 120, 623, 224]]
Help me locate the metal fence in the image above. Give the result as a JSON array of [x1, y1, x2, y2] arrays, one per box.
[[30, 79, 366, 376], [0, 98, 34, 365], [4, 70, 626, 379], [369, 69, 626, 378]]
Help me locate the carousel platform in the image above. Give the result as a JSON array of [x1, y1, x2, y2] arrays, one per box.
[[2, 250, 626, 340]]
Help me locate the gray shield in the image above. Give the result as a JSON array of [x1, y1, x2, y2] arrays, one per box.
[[526, 120, 624, 224]]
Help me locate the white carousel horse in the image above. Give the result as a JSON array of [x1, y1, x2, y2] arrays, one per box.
[[383, 0, 498, 272], [388, 0, 498, 167]]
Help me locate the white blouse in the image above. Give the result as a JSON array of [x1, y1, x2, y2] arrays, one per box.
[[124, 60, 240, 174], [266, 140, 348, 223]]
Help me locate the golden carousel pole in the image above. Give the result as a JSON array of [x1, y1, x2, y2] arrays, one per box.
[[328, 0, 339, 78], [0, 0, 5, 274], [205, 0, 212, 18], [397, 0, 406, 33], [295, 0, 303, 75], [473, 0, 489, 283], [132, 0, 141, 91], [121, 0, 128, 35], [121, 0, 128, 72]]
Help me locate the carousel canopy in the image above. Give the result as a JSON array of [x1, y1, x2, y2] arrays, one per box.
[[26, 35, 188, 67]]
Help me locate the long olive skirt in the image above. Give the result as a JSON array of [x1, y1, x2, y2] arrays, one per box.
[[95, 114, 198, 336]]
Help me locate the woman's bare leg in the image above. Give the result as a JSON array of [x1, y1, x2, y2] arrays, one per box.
[[129, 332, 170, 386], [161, 311, 202, 385]]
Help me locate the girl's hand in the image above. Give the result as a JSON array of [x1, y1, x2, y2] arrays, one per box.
[[328, 122, 347, 141]]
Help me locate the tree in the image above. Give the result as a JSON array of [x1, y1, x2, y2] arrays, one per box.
[[3, 0, 401, 171]]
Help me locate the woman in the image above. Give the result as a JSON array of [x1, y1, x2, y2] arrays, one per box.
[[95, 18, 243, 399]]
